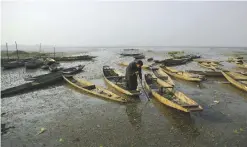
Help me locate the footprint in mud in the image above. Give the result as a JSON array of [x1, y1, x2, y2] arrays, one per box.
[[1, 124, 15, 135]]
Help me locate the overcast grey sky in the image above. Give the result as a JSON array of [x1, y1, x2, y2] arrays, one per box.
[[1, 0, 247, 47]]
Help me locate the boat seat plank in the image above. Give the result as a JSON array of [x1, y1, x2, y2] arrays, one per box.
[[160, 86, 174, 89], [107, 76, 124, 79], [82, 85, 96, 90], [181, 104, 199, 108]]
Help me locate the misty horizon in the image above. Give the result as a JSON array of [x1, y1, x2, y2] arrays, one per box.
[[1, 1, 247, 47]]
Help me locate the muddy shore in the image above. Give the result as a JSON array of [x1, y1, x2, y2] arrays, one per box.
[[1, 48, 247, 147]]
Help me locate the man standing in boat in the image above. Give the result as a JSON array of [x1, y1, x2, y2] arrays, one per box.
[[125, 60, 143, 90]]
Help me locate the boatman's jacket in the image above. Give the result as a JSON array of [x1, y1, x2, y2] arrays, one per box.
[[125, 61, 142, 90]]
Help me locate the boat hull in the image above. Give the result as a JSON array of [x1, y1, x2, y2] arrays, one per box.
[[144, 74, 203, 113], [161, 66, 204, 82], [63, 76, 127, 102], [222, 71, 247, 92], [103, 66, 140, 96]]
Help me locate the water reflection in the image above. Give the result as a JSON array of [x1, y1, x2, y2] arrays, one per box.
[[152, 99, 200, 138], [125, 101, 142, 130]]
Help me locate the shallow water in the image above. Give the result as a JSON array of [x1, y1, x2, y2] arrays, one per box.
[[1, 48, 247, 147]]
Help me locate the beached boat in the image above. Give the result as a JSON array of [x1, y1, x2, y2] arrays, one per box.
[[49, 63, 63, 72], [147, 57, 153, 62], [62, 65, 85, 74], [151, 67, 175, 86], [63, 76, 127, 102], [134, 54, 145, 59], [2, 60, 25, 69], [236, 63, 247, 69], [228, 57, 243, 63], [118, 62, 150, 70], [194, 59, 221, 64], [55, 55, 96, 61], [25, 59, 43, 69], [120, 53, 142, 56], [198, 62, 219, 71], [154, 58, 189, 66], [161, 66, 205, 82], [103, 66, 140, 96], [221, 71, 247, 92], [186, 70, 223, 77], [1, 72, 64, 98], [144, 74, 203, 112], [173, 54, 201, 61], [24, 65, 85, 81]]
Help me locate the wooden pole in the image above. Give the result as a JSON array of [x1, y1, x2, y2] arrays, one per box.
[[6, 42, 9, 61], [54, 47, 56, 59], [15, 41, 19, 60], [39, 43, 41, 58]]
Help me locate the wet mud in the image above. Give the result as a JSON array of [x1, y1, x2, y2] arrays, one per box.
[[1, 48, 247, 147]]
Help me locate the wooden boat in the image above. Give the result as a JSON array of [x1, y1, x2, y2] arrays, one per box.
[[118, 62, 150, 69], [3, 60, 25, 69], [147, 57, 153, 62], [49, 63, 63, 72], [123, 49, 139, 51], [144, 74, 203, 112], [151, 67, 174, 86], [186, 70, 223, 77], [154, 58, 189, 66], [120, 53, 141, 56], [221, 71, 247, 92], [25, 59, 43, 69], [62, 65, 85, 74], [55, 55, 96, 61], [228, 57, 243, 62], [24, 65, 85, 81], [194, 59, 221, 64], [63, 76, 127, 102], [1, 72, 64, 98], [103, 66, 140, 96], [236, 63, 247, 69], [198, 62, 219, 71], [161, 66, 205, 82], [134, 54, 145, 59], [173, 54, 201, 60]]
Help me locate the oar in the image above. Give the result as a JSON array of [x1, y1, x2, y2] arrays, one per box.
[[138, 76, 150, 101]]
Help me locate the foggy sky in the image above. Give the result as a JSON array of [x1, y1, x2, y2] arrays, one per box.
[[1, 0, 247, 47]]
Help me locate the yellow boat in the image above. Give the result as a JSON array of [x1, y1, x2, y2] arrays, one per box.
[[63, 75, 127, 102], [103, 66, 140, 96], [198, 62, 219, 71], [228, 57, 243, 63], [236, 63, 247, 69], [161, 66, 205, 82], [144, 74, 203, 112], [151, 67, 175, 86], [194, 59, 221, 64], [221, 71, 247, 92], [118, 62, 150, 70]]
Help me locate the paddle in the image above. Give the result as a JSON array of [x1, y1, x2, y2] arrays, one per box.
[[138, 76, 150, 101]]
